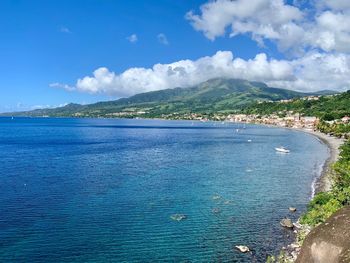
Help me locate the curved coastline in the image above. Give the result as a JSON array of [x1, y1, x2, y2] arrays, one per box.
[[278, 127, 344, 262], [290, 128, 344, 193]]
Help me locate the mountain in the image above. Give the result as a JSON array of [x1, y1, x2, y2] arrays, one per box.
[[308, 90, 339, 96], [2, 78, 317, 118]]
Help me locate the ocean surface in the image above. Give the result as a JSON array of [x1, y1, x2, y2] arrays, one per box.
[[0, 117, 328, 262]]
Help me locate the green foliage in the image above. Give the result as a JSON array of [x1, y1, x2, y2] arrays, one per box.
[[243, 91, 350, 121], [266, 255, 276, 263], [317, 121, 350, 138], [300, 192, 341, 225], [301, 140, 350, 226], [2, 78, 347, 120]]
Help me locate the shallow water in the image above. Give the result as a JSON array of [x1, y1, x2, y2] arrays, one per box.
[[0, 118, 328, 262]]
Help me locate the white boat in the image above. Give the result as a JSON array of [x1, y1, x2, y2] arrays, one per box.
[[247, 139, 252, 142], [275, 147, 290, 153]]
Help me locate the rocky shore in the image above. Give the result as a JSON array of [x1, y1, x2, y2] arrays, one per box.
[[280, 128, 344, 262]]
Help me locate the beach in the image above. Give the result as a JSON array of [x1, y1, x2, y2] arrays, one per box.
[[280, 128, 345, 262], [294, 128, 344, 193]]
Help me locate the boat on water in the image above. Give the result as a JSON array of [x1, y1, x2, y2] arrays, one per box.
[[275, 146, 290, 153]]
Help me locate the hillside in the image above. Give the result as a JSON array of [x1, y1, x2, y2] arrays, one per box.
[[242, 90, 350, 120], [2, 78, 313, 118]]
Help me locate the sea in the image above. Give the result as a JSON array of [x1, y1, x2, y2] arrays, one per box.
[[0, 117, 329, 262]]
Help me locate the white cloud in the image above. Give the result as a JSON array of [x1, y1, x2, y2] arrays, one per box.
[[60, 26, 72, 34], [308, 11, 350, 52], [186, 0, 303, 51], [50, 1, 350, 98], [157, 33, 169, 45], [186, 0, 350, 54], [317, 0, 350, 11], [126, 34, 138, 43], [49, 82, 75, 91], [51, 50, 350, 97], [270, 52, 350, 91]]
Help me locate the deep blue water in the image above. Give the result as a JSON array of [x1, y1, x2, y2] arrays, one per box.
[[0, 118, 328, 262]]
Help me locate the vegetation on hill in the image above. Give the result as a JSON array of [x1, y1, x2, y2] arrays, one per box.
[[242, 90, 350, 121], [1, 78, 309, 117]]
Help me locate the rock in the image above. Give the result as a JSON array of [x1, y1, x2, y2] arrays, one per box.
[[170, 214, 187, 221], [296, 206, 350, 263], [293, 222, 303, 229], [212, 208, 221, 214], [289, 207, 297, 212], [280, 218, 294, 228], [212, 195, 221, 200], [289, 243, 300, 249], [235, 245, 250, 253]]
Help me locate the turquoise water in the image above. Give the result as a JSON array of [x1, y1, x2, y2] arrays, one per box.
[[0, 118, 328, 262]]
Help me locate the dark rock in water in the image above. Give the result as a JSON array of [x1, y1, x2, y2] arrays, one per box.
[[280, 218, 294, 228], [235, 245, 250, 253], [170, 214, 187, 221], [289, 207, 297, 212], [296, 206, 350, 263]]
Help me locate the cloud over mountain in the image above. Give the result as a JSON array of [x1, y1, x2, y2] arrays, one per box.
[[52, 0, 350, 97], [52, 50, 350, 97]]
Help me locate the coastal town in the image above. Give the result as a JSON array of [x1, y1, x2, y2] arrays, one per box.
[[225, 113, 350, 130], [158, 94, 350, 136], [162, 110, 350, 132]]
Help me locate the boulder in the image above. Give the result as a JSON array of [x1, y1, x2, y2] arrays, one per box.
[[235, 245, 250, 253], [296, 206, 350, 263], [280, 218, 294, 228], [289, 207, 297, 212]]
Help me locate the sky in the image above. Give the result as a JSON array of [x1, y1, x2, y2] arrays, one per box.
[[1, 0, 350, 112]]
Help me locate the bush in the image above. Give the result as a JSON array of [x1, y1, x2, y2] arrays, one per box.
[[300, 193, 341, 225], [301, 140, 350, 226]]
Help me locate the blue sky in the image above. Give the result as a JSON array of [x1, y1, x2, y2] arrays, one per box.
[[1, 0, 350, 112]]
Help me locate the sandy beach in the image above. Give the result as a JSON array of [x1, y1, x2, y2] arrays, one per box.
[[293, 128, 344, 193]]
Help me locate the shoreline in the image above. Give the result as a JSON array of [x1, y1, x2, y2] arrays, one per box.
[[281, 127, 344, 262], [290, 128, 344, 193]]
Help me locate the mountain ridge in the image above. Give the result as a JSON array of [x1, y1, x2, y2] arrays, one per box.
[[1, 78, 337, 117]]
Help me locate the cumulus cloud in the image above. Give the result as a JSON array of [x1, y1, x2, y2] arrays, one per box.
[[317, 0, 350, 11], [186, 0, 303, 51], [51, 1, 350, 98], [126, 34, 138, 43], [186, 0, 350, 53], [51, 51, 350, 97], [157, 33, 169, 45], [270, 52, 350, 91]]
